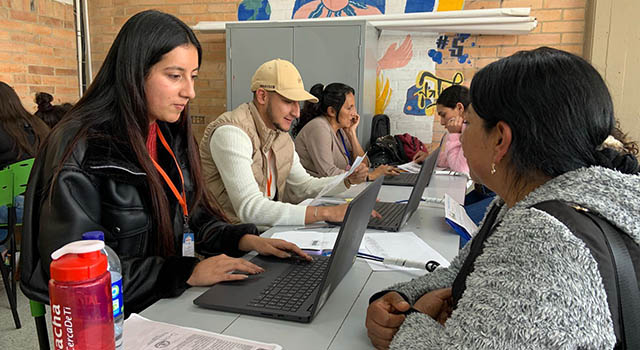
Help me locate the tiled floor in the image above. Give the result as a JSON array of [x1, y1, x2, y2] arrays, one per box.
[[0, 271, 53, 349]]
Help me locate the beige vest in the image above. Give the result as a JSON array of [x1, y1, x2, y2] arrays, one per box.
[[200, 102, 294, 224]]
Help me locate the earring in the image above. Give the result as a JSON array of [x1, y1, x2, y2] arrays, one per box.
[[490, 163, 496, 175]]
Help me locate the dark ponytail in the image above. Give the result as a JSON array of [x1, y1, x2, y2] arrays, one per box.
[[293, 82, 355, 137]]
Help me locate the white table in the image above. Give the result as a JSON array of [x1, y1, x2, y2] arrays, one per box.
[[140, 174, 467, 349]]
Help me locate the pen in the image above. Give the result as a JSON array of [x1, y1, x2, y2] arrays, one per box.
[[357, 254, 441, 272]]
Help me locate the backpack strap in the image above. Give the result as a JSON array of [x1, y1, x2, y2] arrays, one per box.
[[533, 200, 640, 350]]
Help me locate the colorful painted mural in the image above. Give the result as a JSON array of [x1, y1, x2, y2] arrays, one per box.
[[403, 71, 464, 116], [428, 33, 474, 65], [292, 0, 383, 18], [238, 0, 464, 21]]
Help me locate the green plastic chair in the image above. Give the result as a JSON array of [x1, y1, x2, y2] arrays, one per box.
[[0, 167, 20, 329], [30, 300, 50, 349], [8, 158, 34, 197]]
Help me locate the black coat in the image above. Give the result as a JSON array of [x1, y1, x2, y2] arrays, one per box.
[[20, 121, 259, 315]]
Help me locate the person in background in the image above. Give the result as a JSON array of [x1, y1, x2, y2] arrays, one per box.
[[412, 85, 469, 174], [293, 82, 400, 180], [414, 85, 493, 224], [20, 10, 310, 316], [199, 60, 370, 228], [0, 82, 50, 259], [365, 47, 640, 349], [34, 92, 72, 129]]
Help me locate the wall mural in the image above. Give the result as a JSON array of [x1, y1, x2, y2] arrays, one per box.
[[292, 0, 383, 19], [238, 0, 272, 20], [235, 0, 467, 143], [428, 33, 474, 65], [238, 0, 465, 21], [403, 71, 464, 116]]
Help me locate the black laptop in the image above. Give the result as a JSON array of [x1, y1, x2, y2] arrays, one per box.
[[368, 146, 440, 231], [383, 170, 420, 186], [193, 177, 383, 323]]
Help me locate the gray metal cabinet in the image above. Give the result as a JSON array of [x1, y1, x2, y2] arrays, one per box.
[[226, 20, 378, 146]]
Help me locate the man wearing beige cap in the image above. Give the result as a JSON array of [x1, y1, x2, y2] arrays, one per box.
[[200, 59, 368, 227]]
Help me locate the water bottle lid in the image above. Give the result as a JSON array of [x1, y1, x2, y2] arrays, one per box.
[[50, 240, 108, 282], [82, 230, 105, 241]]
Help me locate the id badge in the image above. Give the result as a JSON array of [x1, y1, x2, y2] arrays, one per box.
[[182, 232, 195, 257]]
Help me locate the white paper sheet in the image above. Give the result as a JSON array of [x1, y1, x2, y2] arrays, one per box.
[[397, 161, 422, 174], [270, 231, 338, 252], [444, 193, 478, 236], [123, 314, 282, 350], [310, 154, 366, 206], [360, 231, 450, 271]]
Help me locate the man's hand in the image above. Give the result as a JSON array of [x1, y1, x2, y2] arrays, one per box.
[[412, 151, 428, 164], [365, 292, 411, 350], [186, 254, 264, 286], [412, 288, 452, 325], [238, 235, 312, 261], [346, 163, 368, 185]]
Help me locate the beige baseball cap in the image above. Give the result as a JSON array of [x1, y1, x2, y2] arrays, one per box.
[[250, 59, 319, 103]]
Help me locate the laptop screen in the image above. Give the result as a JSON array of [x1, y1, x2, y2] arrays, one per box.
[[401, 146, 441, 226], [311, 177, 383, 316]]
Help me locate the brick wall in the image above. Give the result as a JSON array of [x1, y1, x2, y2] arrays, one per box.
[[86, 0, 586, 143], [88, 1, 237, 138], [0, 0, 78, 111]]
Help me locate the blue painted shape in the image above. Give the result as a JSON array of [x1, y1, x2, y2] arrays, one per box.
[[404, 0, 435, 13], [238, 0, 271, 21], [428, 49, 443, 64], [457, 53, 469, 64], [403, 85, 427, 116]]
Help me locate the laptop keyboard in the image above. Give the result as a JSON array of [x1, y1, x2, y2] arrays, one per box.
[[370, 202, 405, 227], [385, 173, 418, 184], [247, 257, 330, 312]]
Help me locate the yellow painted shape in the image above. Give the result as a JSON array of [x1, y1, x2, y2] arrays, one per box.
[[437, 0, 465, 11], [376, 73, 392, 115]]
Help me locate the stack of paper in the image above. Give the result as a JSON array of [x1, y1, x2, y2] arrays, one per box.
[[123, 314, 282, 350], [444, 193, 478, 241], [397, 161, 422, 174]]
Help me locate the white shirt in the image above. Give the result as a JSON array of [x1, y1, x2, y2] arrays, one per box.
[[209, 125, 348, 226]]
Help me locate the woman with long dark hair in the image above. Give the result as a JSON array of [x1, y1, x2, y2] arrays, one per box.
[[366, 47, 640, 349], [20, 10, 309, 316], [0, 82, 49, 256], [294, 82, 399, 179], [0, 82, 49, 168]]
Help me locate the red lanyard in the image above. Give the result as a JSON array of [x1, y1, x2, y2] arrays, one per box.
[[150, 127, 188, 218], [266, 152, 273, 198]]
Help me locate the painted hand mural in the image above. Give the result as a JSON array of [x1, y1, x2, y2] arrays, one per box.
[[292, 0, 384, 19], [377, 34, 413, 76]]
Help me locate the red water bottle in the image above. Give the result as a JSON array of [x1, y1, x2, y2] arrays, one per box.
[[49, 240, 116, 350]]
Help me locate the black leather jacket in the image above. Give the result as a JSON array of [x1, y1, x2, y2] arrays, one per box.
[[20, 121, 259, 315]]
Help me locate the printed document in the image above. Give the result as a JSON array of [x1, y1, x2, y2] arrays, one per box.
[[310, 154, 366, 205], [397, 161, 422, 174], [361, 232, 450, 272], [123, 313, 282, 350]]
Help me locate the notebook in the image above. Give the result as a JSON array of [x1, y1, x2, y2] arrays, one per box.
[[367, 146, 440, 231], [193, 177, 384, 323]]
